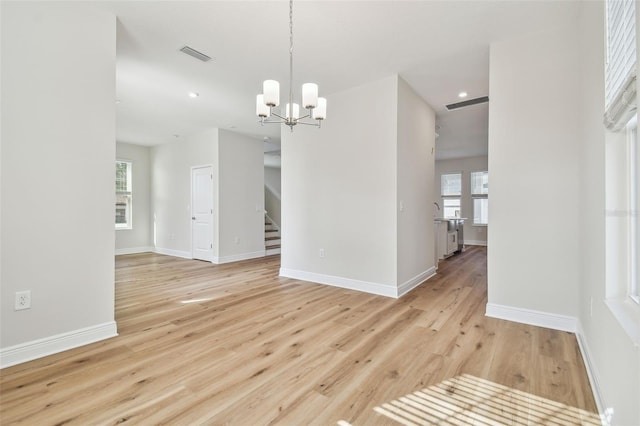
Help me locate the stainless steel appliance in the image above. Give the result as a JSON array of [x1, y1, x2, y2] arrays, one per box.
[[446, 219, 465, 253]]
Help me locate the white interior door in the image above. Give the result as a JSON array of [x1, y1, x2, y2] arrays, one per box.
[[191, 166, 213, 261]]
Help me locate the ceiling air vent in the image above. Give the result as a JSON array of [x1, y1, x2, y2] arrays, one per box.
[[179, 45, 212, 62], [446, 96, 489, 111]]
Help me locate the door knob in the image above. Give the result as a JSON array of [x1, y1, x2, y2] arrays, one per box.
[[192, 216, 196, 220]]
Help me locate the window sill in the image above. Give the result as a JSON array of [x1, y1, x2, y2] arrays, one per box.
[[605, 298, 640, 347], [115, 226, 133, 231]]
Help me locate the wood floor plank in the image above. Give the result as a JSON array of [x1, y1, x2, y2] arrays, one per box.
[[0, 247, 598, 425]]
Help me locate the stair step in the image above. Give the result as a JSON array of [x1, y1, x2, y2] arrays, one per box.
[[265, 229, 278, 233], [265, 236, 280, 241], [267, 244, 281, 250]]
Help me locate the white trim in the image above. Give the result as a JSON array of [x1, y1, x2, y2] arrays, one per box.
[[575, 321, 609, 425], [464, 240, 487, 246], [485, 303, 577, 332], [115, 246, 153, 255], [213, 250, 265, 264], [0, 322, 118, 369], [604, 298, 640, 346], [398, 267, 437, 297], [153, 247, 192, 259], [280, 268, 397, 298]]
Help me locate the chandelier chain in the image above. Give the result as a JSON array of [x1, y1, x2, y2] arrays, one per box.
[[289, 0, 294, 120]]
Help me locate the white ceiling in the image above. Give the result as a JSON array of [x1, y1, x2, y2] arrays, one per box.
[[101, 0, 580, 160]]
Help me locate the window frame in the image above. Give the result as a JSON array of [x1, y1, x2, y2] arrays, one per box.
[[115, 159, 133, 230], [627, 116, 639, 304], [603, 0, 640, 348], [471, 171, 489, 226]]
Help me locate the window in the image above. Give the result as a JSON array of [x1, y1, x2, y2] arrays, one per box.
[[603, 0, 639, 345], [471, 171, 489, 196], [115, 160, 132, 229], [441, 173, 461, 218], [441, 173, 461, 196], [628, 118, 639, 303], [471, 171, 489, 225], [443, 198, 461, 219], [473, 198, 489, 226]]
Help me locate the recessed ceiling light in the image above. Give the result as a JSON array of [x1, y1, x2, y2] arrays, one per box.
[[173, 134, 180, 138], [458, 91, 468, 98], [188, 92, 199, 98]]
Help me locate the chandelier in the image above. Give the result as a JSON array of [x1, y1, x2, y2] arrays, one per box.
[[255, 0, 327, 131]]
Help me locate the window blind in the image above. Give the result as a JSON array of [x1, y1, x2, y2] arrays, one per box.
[[441, 173, 462, 196], [604, 0, 637, 131], [471, 171, 488, 196]]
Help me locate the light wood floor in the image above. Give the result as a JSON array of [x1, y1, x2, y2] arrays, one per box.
[[0, 246, 599, 425]]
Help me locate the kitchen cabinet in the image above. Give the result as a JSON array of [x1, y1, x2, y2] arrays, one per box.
[[435, 220, 448, 261], [447, 231, 458, 255]]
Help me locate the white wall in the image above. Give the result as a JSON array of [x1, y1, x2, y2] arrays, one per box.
[[488, 21, 581, 318], [281, 75, 399, 294], [115, 142, 152, 254], [0, 3, 117, 362], [151, 129, 264, 263], [264, 166, 281, 227], [577, 2, 640, 424], [217, 129, 265, 261], [151, 129, 218, 258], [264, 166, 281, 197], [281, 75, 435, 297], [397, 77, 436, 287], [488, 3, 640, 424], [435, 156, 489, 245]]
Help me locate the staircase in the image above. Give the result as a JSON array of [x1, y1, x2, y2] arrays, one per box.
[[265, 216, 281, 255]]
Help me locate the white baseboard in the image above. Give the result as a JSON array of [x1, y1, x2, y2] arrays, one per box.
[[153, 247, 192, 259], [115, 246, 153, 255], [279, 268, 397, 298], [0, 321, 118, 369], [398, 267, 437, 297], [213, 250, 265, 264], [464, 240, 487, 246], [485, 303, 577, 332], [575, 321, 609, 425]]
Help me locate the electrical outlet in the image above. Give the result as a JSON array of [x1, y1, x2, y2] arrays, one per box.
[[234, 236, 240, 244], [319, 248, 325, 258], [15, 291, 31, 311]]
